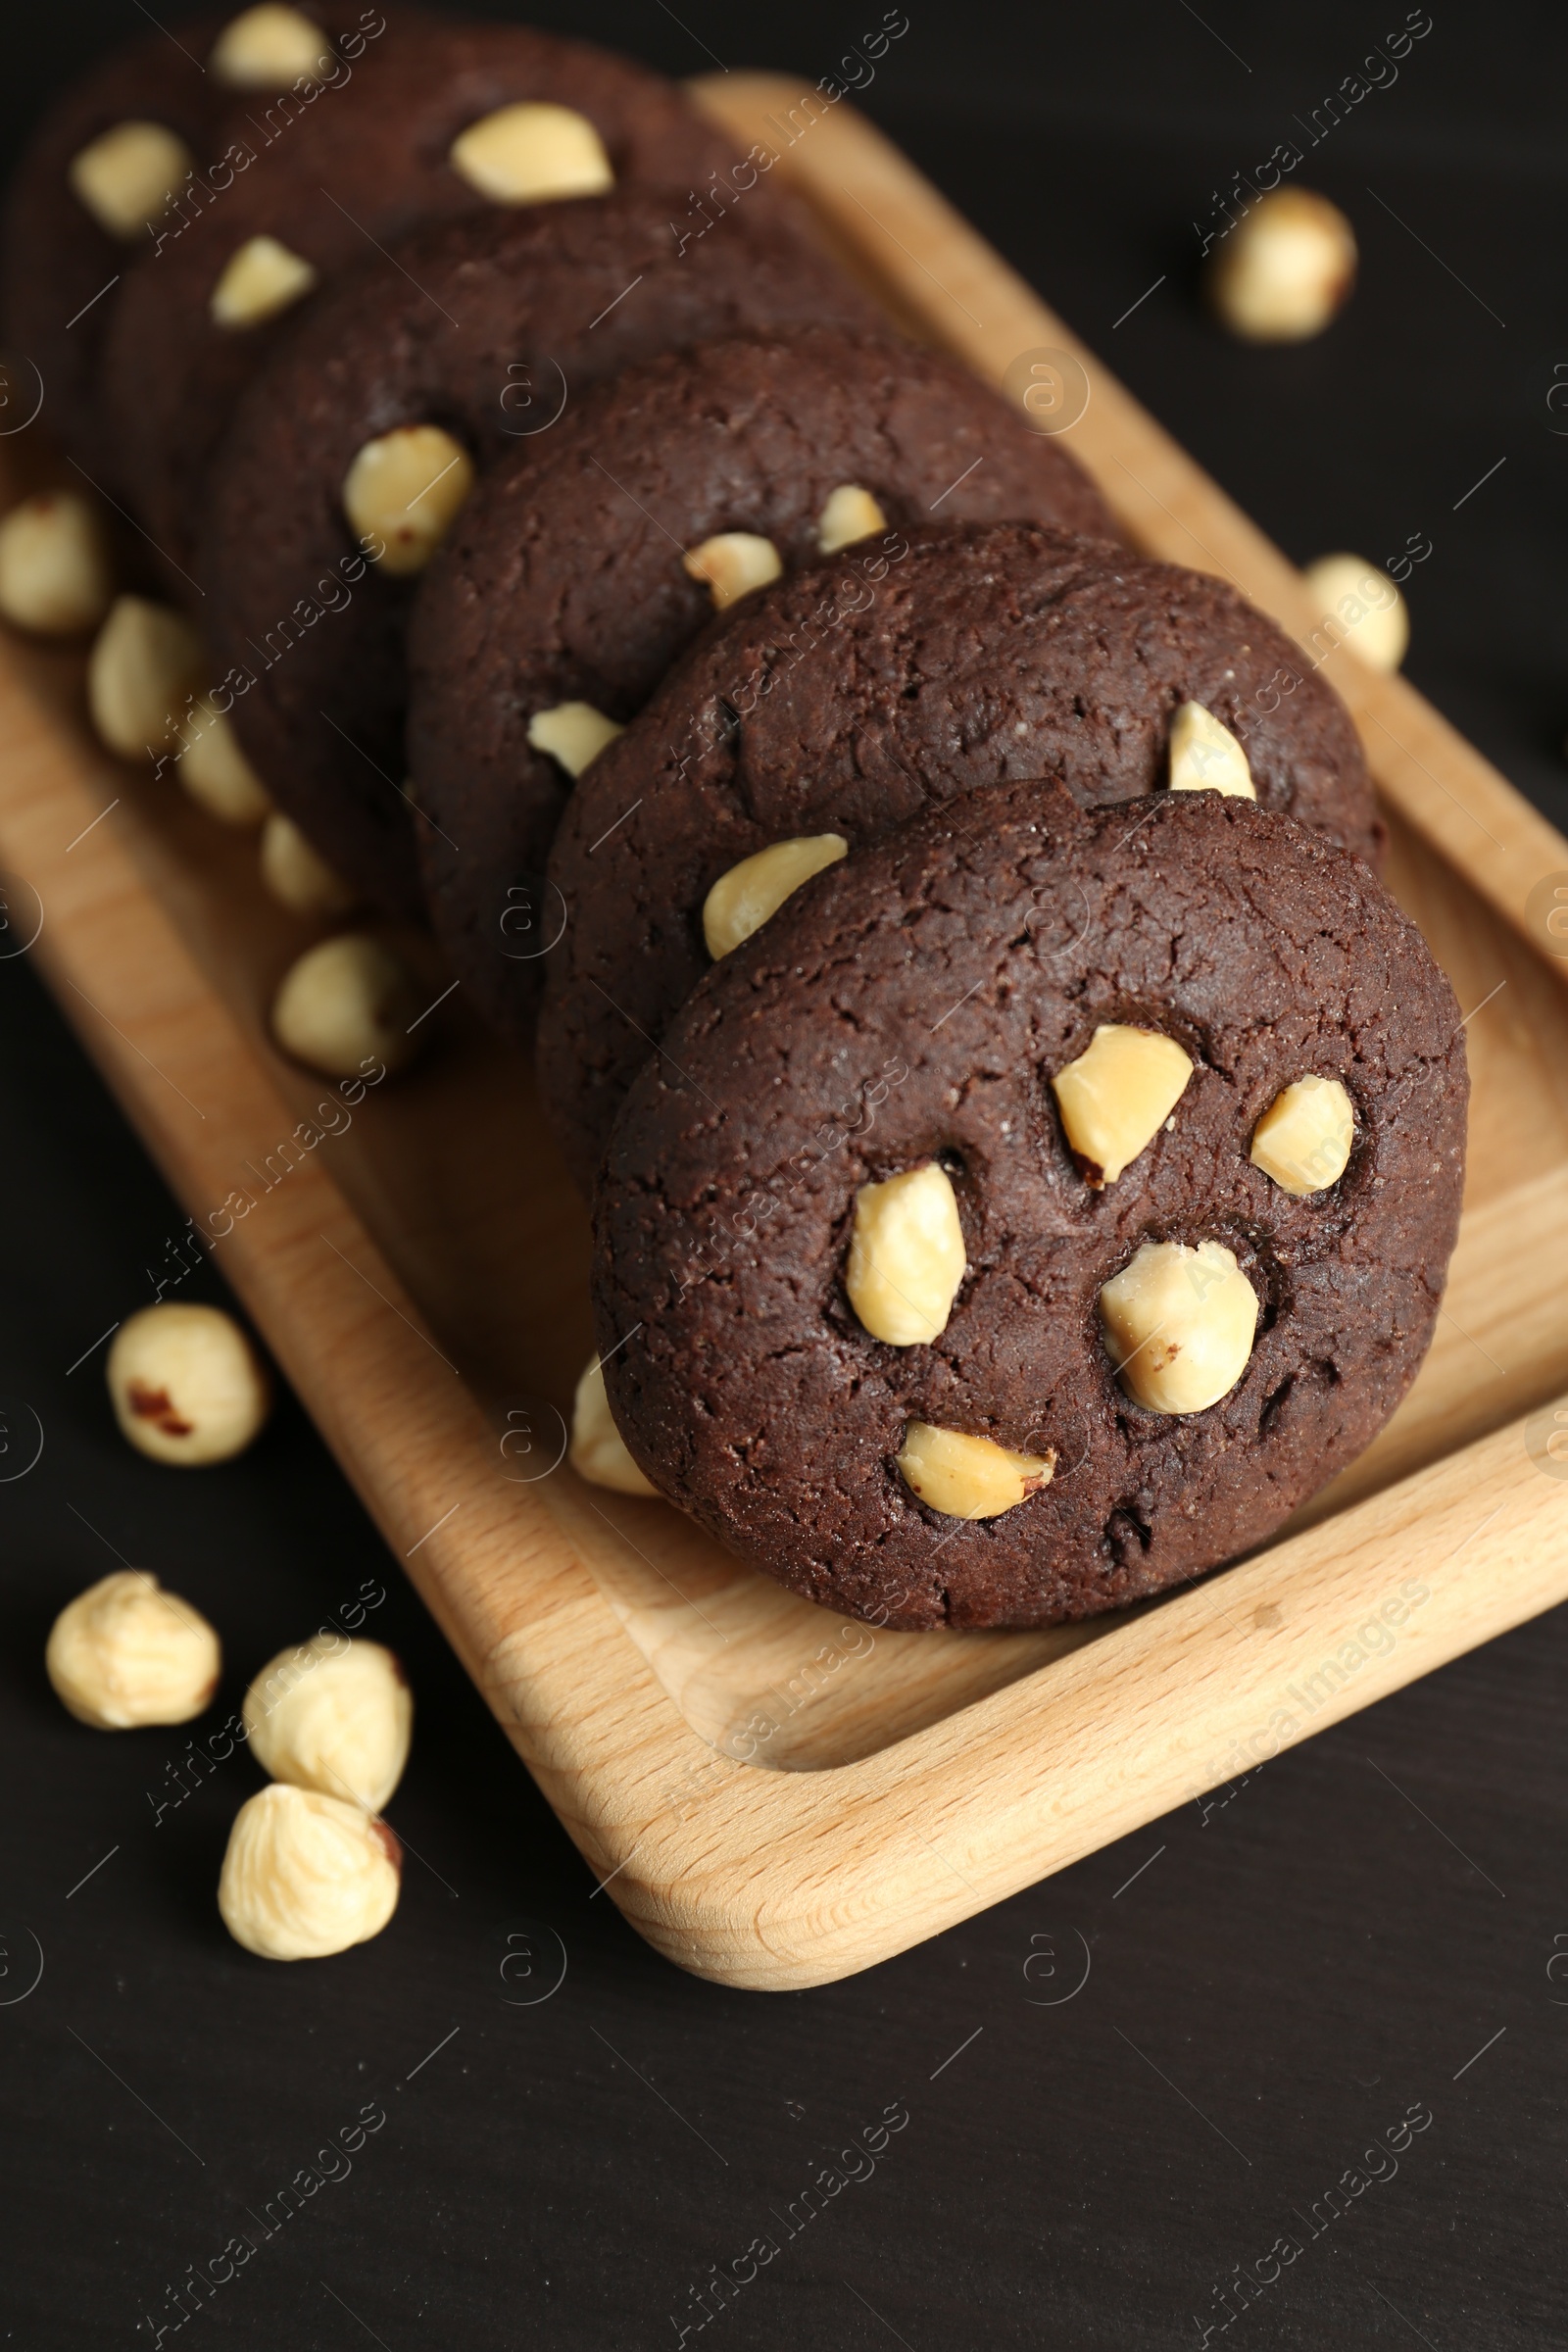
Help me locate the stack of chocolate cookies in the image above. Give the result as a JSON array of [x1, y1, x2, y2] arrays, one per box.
[[2, 4, 1467, 1630]]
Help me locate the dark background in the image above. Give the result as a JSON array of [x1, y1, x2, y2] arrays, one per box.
[[4, 4, 1567, 2345]]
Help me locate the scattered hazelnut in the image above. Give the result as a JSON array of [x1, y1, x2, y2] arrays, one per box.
[[449, 101, 614, 205], [817, 483, 888, 555], [569, 1354, 658, 1496], [46, 1570, 220, 1728], [87, 595, 204, 761], [702, 833, 848, 958], [260, 811, 357, 917], [1250, 1073, 1354, 1195], [178, 703, 272, 824], [1207, 187, 1357, 343], [107, 1302, 271, 1466], [1167, 700, 1255, 799], [1051, 1023, 1194, 1186], [1099, 1238, 1258, 1415], [846, 1162, 966, 1346], [243, 1635, 411, 1812], [209, 232, 318, 329], [69, 121, 193, 238], [270, 932, 425, 1077], [342, 426, 474, 576], [682, 531, 783, 611], [896, 1422, 1055, 1520], [218, 1784, 401, 1961], [210, 4, 331, 87], [526, 701, 624, 778], [0, 491, 114, 636], [1301, 553, 1408, 673]]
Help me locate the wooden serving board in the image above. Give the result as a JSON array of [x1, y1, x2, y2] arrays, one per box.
[[4, 78, 1568, 1990]]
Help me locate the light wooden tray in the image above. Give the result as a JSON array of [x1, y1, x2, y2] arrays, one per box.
[[5, 77, 1568, 1990]]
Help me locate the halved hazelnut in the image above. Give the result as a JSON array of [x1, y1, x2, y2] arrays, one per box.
[[846, 1162, 966, 1346], [210, 5, 332, 87], [1099, 1238, 1258, 1414], [526, 702, 624, 778], [1167, 701, 1255, 799], [817, 483, 888, 555], [1051, 1023, 1194, 1186], [342, 426, 474, 575], [210, 233, 318, 329], [897, 1423, 1055, 1519], [682, 531, 782, 611], [569, 1355, 657, 1496], [702, 834, 848, 959], [0, 491, 114, 635], [69, 121, 192, 238], [449, 103, 613, 204], [1250, 1073, 1354, 1195], [260, 811, 357, 917]]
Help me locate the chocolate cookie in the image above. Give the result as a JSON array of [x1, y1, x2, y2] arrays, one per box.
[[405, 327, 1117, 1043], [593, 782, 1466, 1631], [541, 521, 1384, 1191], [199, 189, 878, 913], [1, 12, 225, 464], [103, 11, 767, 576]]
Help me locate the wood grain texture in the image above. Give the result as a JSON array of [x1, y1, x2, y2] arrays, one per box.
[[0, 78, 1565, 1988]]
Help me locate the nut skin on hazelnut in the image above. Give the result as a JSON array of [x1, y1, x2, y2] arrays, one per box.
[[1167, 701, 1255, 799], [1302, 553, 1408, 673], [260, 811, 358, 917], [1051, 1023, 1194, 1187], [210, 5, 332, 88], [47, 1571, 220, 1729], [107, 1303, 271, 1466], [0, 492, 114, 636], [341, 426, 475, 576], [569, 1355, 657, 1496], [243, 1636, 412, 1812], [218, 1784, 401, 1961], [1250, 1073, 1354, 1195], [270, 932, 425, 1078], [846, 1162, 966, 1346], [817, 483, 888, 555], [896, 1423, 1055, 1520], [682, 531, 783, 611], [69, 121, 193, 239], [210, 234, 318, 330], [87, 596, 204, 761], [703, 834, 848, 959], [1099, 1238, 1258, 1415], [526, 702, 624, 779], [448, 102, 614, 205], [1207, 187, 1357, 343]]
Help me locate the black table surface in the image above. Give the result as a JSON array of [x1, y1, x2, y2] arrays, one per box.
[[4, 4, 1566, 2345]]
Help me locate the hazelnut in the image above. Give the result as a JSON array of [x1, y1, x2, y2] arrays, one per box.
[[1301, 553, 1408, 673], [87, 595, 204, 761], [1207, 187, 1356, 342], [342, 426, 474, 576], [1099, 1239, 1258, 1415], [569, 1355, 658, 1496], [1167, 701, 1255, 799], [210, 4, 331, 87], [260, 811, 357, 917], [108, 1302, 271, 1466], [209, 233, 318, 329], [846, 1162, 966, 1346], [243, 1635, 411, 1812], [817, 483, 888, 555], [449, 101, 613, 205], [526, 701, 624, 778], [682, 531, 783, 611], [1051, 1023, 1194, 1186], [178, 704, 272, 825], [0, 491, 114, 635], [897, 1422, 1055, 1520], [218, 1784, 401, 1961], [702, 833, 848, 958], [270, 932, 424, 1077], [46, 1570, 220, 1728], [1250, 1073, 1354, 1195], [69, 121, 193, 238]]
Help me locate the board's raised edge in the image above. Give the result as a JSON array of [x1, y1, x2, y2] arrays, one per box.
[[1, 82, 1565, 1991]]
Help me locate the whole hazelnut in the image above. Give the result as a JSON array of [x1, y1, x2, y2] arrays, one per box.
[[270, 932, 425, 1078], [1207, 188, 1356, 342], [107, 1302, 270, 1466], [1301, 553, 1408, 672], [243, 1636, 412, 1812], [46, 1570, 220, 1728], [219, 1784, 401, 1961]]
